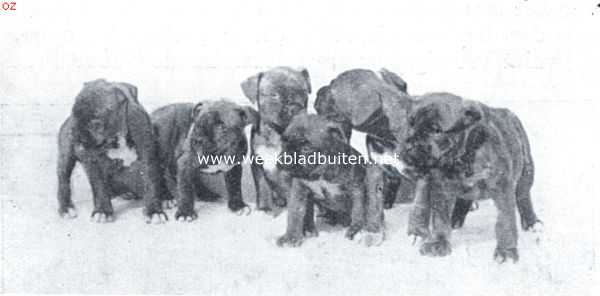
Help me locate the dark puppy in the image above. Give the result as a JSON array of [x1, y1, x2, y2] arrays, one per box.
[[57, 79, 168, 223], [315, 68, 413, 209], [241, 66, 312, 212], [151, 100, 257, 221], [400, 93, 542, 262], [276, 114, 385, 247]]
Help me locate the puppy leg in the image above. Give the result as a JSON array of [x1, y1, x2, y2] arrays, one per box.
[[81, 159, 114, 223], [277, 178, 309, 247], [516, 166, 542, 231], [252, 163, 280, 211], [303, 199, 318, 237], [57, 142, 77, 218], [408, 179, 431, 241], [362, 166, 386, 246], [451, 198, 473, 229], [420, 179, 453, 257], [493, 185, 519, 263], [382, 170, 401, 209], [225, 164, 250, 215], [175, 154, 197, 221], [345, 185, 366, 240]]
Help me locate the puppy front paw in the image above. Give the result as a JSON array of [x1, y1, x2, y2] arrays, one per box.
[[419, 238, 452, 257], [345, 223, 363, 240], [355, 230, 385, 247], [59, 207, 78, 219], [228, 199, 251, 215], [90, 210, 114, 223], [276, 234, 304, 247], [174, 208, 197, 222], [494, 247, 519, 264]]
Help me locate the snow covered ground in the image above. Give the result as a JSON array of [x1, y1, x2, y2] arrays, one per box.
[[1, 99, 598, 295], [2, 0, 599, 294]]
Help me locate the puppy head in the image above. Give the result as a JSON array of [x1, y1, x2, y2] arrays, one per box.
[[241, 67, 311, 130], [71, 79, 138, 148], [401, 93, 483, 176], [188, 100, 257, 170], [277, 114, 347, 178]]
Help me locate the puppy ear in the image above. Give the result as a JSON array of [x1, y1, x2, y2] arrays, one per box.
[[379, 68, 407, 94], [191, 102, 203, 119], [326, 124, 348, 144], [299, 68, 312, 94], [447, 106, 483, 133], [241, 73, 262, 103], [240, 106, 259, 126], [314, 85, 331, 115], [114, 82, 139, 104]]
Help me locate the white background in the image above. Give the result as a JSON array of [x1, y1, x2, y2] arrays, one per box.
[[1, 0, 600, 294]]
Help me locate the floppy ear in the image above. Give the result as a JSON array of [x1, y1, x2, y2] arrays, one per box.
[[447, 106, 483, 133], [299, 68, 312, 94], [379, 68, 407, 94], [326, 124, 348, 144], [241, 73, 262, 103], [114, 82, 139, 104], [240, 106, 259, 126], [314, 85, 331, 115], [191, 102, 203, 119]]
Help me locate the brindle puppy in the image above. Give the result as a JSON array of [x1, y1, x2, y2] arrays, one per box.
[[276, 114, 385, 247], [151, 100, 257, 221], [241, 66, 312, 212], [400, 93, 541, 263], [56, 79, 168, 223], [315, 68, 413, 209]]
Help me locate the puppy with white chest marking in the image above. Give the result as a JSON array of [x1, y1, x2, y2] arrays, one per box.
[[151, 100, 257, 221], [56, 79, 170, 223], [315, 68, 415, 209], [275, 114, 385, 247], [241, 66, 312, 212]]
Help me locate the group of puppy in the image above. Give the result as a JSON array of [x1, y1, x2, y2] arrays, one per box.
[[56, 67, 542, 263]]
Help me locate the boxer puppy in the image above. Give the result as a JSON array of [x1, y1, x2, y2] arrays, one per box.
[[399, 93, 541, 262], [241, 66, 312, 212], [151, 100, 257, 221], [56, 79, 168, 223], [275, 114, 385, 247], [315, 68, 414, 209]]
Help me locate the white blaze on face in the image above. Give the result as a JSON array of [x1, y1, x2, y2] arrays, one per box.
[[107, 135, 138, 166], [255, 145, 281, 171]]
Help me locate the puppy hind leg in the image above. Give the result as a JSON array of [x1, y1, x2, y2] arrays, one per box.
[[57, 149, 77, 218], [516, 167, 542, 231], [451, 198, 473, 229], [493, 187, 519, 263]]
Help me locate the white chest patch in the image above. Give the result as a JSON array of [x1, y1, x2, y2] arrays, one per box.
[[199, 163, 235, 174], [303, 179, 343, 199], [107, 136, 138, 166], [255, 145, 281, 171]]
